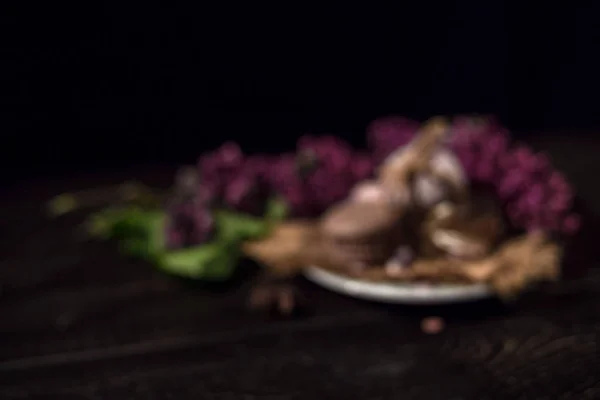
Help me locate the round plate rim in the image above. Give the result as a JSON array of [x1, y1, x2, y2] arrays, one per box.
[[304, 266, 493, 304]]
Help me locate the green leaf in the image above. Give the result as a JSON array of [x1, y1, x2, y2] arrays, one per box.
[[264, 197, 288, 222], [158, 241, 239, 280], [138, 211, 167, 259], [87, 207, 166, 260], [86, 208, 131, 239], [119, 238, 151, 258], [214, 210, 268, 242], [85, 196, 289, 281]]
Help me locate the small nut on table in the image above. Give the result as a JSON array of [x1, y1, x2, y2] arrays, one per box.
[[421, 316, 445, 334]]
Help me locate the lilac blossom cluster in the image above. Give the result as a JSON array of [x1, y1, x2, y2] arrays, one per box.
[[165, 137, 376, 247], [368, 115, 581, 235], [165, 115, 580, 249]]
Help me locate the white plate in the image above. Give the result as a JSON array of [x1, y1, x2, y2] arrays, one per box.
[[304, 266, 493, 305]]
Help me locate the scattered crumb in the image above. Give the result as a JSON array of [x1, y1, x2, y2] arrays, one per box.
[[384, 261, 405, 277], [421, 316, 445, 334], [248, 284, 298, 316], [278, 289, 295, 315], [248, 286, 272, 309]]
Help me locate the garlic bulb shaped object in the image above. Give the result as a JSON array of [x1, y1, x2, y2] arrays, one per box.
[[384, 146, 466, 209]]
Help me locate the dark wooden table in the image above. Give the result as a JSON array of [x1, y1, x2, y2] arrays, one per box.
[[1, 136, 599, 400]]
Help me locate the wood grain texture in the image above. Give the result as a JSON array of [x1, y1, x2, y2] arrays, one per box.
[[0, 137, 599, 399]]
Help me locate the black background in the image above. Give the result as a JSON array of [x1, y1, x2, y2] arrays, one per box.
[[4, 2, 600, 181]]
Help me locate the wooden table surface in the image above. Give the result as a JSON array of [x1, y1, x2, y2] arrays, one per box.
[[1, 136, 599, 400]]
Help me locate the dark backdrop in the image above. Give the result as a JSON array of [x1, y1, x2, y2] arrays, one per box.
[[4, 2, 600, 181]]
